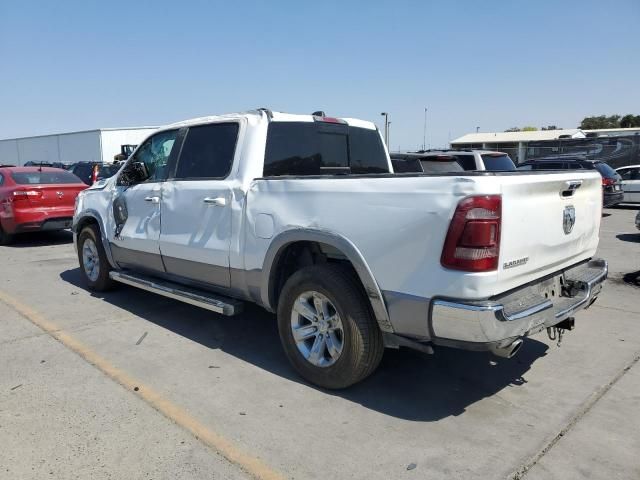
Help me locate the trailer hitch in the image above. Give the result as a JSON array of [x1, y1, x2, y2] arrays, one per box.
[[547, 317, 575, 347]]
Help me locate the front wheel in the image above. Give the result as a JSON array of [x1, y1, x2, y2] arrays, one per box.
[[277, 264, 384, 389], [77, 224, 114, 291]]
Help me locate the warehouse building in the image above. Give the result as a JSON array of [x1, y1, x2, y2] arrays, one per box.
[[451, 127, 640, 168], [0, 126, 159, 166]]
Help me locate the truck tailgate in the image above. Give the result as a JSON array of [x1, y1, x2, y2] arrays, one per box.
[[498, 171, 602, 290]]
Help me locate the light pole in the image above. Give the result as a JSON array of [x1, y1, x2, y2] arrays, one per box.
[[388, 121, 392, 151], [423, 107, 427, 151], [380, 112, 389, 147]]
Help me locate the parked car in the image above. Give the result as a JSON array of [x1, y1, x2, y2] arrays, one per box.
[[518, 157, 624, 207], [23, 161, 69, 169], [391, 152, 465, 173], [411, 149, 516, 171], [0, 166, 87, 244], [68, 161, 122, 186], [636, 211, 640, 231], [615, 165, 640, 203], [73, 109, 607, 389]]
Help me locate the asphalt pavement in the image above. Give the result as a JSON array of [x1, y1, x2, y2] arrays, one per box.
[[0, 206, 638, 480]]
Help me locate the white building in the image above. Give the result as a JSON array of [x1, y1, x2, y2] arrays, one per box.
[[0, 127, 159, 166]]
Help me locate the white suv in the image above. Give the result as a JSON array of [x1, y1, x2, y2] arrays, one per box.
[[420, 149, 516, 171]]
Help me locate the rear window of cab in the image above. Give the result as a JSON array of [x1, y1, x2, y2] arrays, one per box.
[[263, 122, 389, 176]]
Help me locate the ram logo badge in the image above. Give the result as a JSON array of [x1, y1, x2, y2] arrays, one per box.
[[503, 257, 529, 270], [563, 205, 576, 234]]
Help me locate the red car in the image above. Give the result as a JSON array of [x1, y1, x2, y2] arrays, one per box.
[[0, 166, 87, 244]]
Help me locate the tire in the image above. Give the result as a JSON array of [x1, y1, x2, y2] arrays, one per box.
[[0, 222, 14, 246], [277, 264, 384, 389], [77, 224, 114, 291]]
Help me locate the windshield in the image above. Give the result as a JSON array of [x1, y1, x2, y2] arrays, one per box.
[[481, 154, 516, 171], [11, 170, 83, 185]]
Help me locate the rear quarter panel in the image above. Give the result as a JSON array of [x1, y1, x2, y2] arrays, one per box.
[[243, 175, 500, 300]]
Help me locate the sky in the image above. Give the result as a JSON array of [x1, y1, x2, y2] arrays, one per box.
[[1, 0, 639, 151]]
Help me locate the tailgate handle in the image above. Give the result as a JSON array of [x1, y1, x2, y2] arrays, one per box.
[[561, 180, 582, 198]]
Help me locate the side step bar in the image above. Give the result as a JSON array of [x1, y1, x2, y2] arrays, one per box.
[[109, 271, 243, 316]]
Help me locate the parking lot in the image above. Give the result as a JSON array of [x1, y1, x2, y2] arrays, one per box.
[[1, 206, 638, 479]]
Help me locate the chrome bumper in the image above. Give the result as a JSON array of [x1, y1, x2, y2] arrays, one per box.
[[430, 259, 607, 347]]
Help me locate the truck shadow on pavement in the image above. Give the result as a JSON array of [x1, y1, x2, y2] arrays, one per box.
[[616, 233, 640, 244], [3, 230, 73, 248], [60, 267, 549, 422]]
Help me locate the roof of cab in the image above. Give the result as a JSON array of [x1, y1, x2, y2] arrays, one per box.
[[164, 110, 377, 131]]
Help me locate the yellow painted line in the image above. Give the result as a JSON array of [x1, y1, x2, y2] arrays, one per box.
[[0, 290, 285, 480]]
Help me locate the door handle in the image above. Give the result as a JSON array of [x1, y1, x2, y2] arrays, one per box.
[[144, 196, 160, 203], [203, 197, 226, 206], [560, 180, 582, 198]]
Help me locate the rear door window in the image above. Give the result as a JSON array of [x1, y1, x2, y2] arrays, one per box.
[[174, 123, 239, 179], [480, 154, 516, 171], [264, 122, 389, 176], [453, 154, 476, 170], [618, 168, 631, 179]]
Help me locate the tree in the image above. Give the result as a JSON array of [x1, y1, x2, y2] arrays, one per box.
[[522, 126, 538, 131], [579, 115, 621, 130], [504, 127, 521, 132], [541, 125, 560, 131], [620, 114, 640, 128]]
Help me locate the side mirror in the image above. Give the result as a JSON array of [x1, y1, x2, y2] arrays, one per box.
[[118, 161, 149, 186], [131, 161, 149, 181]]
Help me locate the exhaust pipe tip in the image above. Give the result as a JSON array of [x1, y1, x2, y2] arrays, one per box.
[[490, 339, 523, 359]]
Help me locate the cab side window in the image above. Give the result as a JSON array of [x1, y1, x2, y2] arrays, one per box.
[[619, 168, 639, 180], [174, 123, 239, 179], [132, 129, 179, 182]]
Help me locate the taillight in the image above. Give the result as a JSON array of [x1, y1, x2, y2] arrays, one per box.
[[441, 195, 501, 272], [602, 177, 615, 187], [12, 190, 42, 201]]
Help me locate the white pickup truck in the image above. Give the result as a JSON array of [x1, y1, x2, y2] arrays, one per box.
[[73, 109, 607, 388]]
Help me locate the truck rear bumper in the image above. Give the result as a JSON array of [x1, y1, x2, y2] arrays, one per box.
[[429, 259, 607, 349]]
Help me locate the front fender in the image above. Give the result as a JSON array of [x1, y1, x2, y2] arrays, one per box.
[[73, 209, 118, 269]]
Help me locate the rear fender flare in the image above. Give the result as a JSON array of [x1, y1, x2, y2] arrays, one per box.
[[260, 228, 394, 333]]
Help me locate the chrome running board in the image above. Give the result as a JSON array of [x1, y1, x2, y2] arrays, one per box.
[[109, 271, 243, 316]]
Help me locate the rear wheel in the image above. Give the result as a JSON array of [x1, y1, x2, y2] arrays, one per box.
[[0, 223, 14, 246], [77, 224, 114, 291], [277, 264, 384, 389]]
